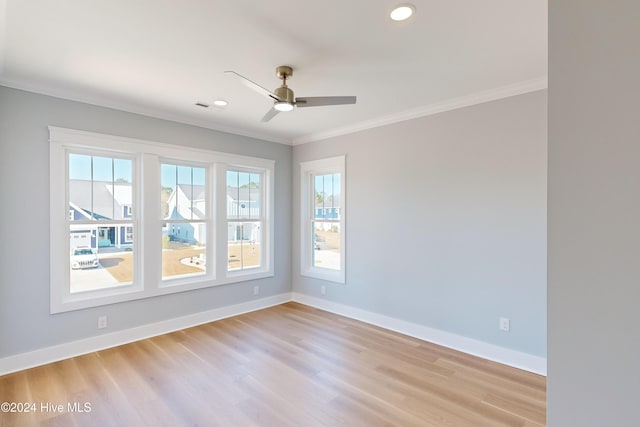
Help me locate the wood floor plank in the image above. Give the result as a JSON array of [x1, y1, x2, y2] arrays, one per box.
[[0, 302, 546, 426]]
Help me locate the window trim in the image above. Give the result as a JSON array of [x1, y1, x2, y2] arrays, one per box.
[[300, 155, 346, 284], [158, 160, 212, 286], [226, 166, 267, 274], [50, 126, 275, 313]]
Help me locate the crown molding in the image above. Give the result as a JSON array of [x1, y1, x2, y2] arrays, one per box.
[[0, 78, 291, 145], [1, 75, 547, 147], [292, 76, 548, 145]]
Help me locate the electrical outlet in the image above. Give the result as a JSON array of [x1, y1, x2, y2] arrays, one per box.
[[321, 285, 326, 295], [499, 317, 510, 332], [253, 286, 259, 296], [98, 316, 108, 329]]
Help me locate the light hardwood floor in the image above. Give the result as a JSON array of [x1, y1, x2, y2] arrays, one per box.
[[0, 302, 546, 426]]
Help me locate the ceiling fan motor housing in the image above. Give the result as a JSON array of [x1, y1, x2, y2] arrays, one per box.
[[274, 66, 295, 105], [275, 86, 295, 104]]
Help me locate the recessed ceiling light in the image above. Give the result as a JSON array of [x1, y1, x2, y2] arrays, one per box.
[[213, 99, 228, 107], [390, 3, 415, 21]]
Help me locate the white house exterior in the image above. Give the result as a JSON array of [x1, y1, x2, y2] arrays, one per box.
[[160, 184, 263, 246], [164, 184, 207, 244]]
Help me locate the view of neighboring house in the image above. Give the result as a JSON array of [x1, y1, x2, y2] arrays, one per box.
[[314, 193, 341, 243], [226, 185, 261, 242], [70, 180, 264, 251], [315, 194, 341, 220], [164, 184, 207, 244], [69, 180, 133, 251], [161, 184, 261, 244]]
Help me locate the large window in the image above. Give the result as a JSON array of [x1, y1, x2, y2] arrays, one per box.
[[161, 163, 208, 281], [50, 127, 274, 313], [68, 153, 135, 293], [227, 169, 264, 272], [300, 156, 346, 283]]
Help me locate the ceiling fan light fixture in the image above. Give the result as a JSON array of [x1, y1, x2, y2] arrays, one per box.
[[390, 3, 415, 21], [274, 101, 294, 112], [226, 66, 356, 122]]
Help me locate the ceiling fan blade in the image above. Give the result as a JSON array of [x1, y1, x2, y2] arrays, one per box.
[[224, 71, 281, 101], [261, 107, 280, 122], [295, 96, 357, 108]]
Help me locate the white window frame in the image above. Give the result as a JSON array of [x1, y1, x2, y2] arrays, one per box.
[[300, 155, 346, 283], [50, 127, 275, 313], [158, 159, 212, 286], [225, 166, 268, 275]]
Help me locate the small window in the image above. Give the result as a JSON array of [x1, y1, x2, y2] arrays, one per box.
[[300, 156, 346, 283]]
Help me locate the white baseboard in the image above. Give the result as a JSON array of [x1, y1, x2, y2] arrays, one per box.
[[0, 293, 292, 376], [1, 292, 546, 377], [291, 292, 547, 376]]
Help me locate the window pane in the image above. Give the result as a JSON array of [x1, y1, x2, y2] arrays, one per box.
[[113, 160, 133, 219], [177, 165, 192, 185], [69, 180, 91, 221], [161, 164, 176, 219], [228, 222, 261, 271], [67, 153, 134, 293], [93, 180, 114, 219], [114, 158, 133, 183], [162, 163, 206, 220], [69, 153, 91, 180], [332, 173, 340, 207], [92, 156, 115, 219], [312, 222, 341, 270], [227, 170, 261, 219], [69, 225, 134, 293], [314, 173, 341, 220], [92, 156, 113, 182], [162, 222, 206, 280], [69, 155, 132, 222], [249, 173, 261, 217]]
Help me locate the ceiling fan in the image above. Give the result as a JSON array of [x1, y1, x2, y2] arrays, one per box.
[[224, 66, 357, 122]]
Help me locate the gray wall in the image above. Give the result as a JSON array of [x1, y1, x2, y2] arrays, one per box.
[[293, 90, 547, 357], [0, 84, 547, 365], [548, 1, 640, 425], [0, 86, 291, 358]]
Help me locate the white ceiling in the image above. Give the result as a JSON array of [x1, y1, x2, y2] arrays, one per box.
[[0, 0, 547, 145]]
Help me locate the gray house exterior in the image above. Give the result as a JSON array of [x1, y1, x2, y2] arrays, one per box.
[[69, 180, 133, 251]]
